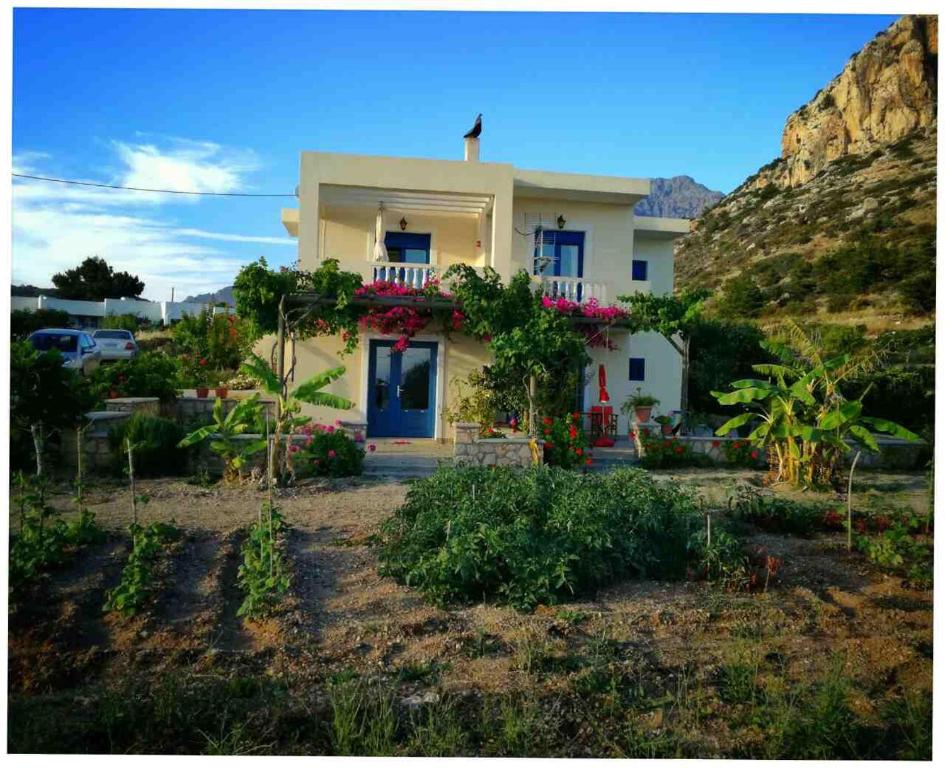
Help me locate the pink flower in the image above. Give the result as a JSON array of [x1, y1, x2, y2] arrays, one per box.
[[368, 443, 376, 452], [326, 425, 335, 433], [334, 419, 343, 426], [327, 449, 336, 458], [289, 444, 300, 454]]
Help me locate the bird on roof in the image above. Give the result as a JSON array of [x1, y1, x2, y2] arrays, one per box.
[[464, 114, 482, 139]]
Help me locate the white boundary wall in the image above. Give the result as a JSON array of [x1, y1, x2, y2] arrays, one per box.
[[14, 296, 234, 325]]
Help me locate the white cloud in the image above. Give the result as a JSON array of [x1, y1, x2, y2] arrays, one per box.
[[12, 140, 294, 301]]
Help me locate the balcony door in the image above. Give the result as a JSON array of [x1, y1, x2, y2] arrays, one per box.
[[384, 232, 431, 264], [533, 230, 584, 278], [367, 340, 438, 438]]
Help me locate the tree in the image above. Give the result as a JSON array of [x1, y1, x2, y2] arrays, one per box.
[[10, 308, 72, 340], [618, 289, 710, 425], [11, 341, 93, 475], [52, 256, 145, 301], [720, 274, 765, 318]]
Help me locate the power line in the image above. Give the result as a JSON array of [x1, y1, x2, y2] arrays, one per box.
[[12, 173, 296, 198]]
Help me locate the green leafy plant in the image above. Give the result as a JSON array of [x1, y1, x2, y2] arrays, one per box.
[[11, 340, 93, 475], [237, 503, 291, 618], [103, 520, 181, 616], [108, 414, 187, 477], [289, 423, 365, 478], [712, 320, 919, 487], [88, 350, 182, 404], [377, 466, 708, 610], [727, 486, 831, 536], [9, 474, 105, 601], [634, 429, 713, 469], [177, 395, 268, 482], [539, 413, 591, 469], [10, 308, 72, 340], [240, 353, 353, 481]]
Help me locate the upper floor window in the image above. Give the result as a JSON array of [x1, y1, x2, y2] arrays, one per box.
[[385, 232, 431, 264], [629, 357, 646, 381], [533, 229, 584, 278], [632, 259, 648, 281]]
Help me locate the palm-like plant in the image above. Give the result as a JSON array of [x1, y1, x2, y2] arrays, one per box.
[[178, 395, 267, 482], [713, 321, 919, 488], [240, 353, 354, 480]]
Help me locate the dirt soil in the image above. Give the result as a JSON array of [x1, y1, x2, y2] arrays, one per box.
[[8, 471, 933, 756]]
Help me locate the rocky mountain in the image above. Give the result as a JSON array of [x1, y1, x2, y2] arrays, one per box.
[[183, 285, 235, 305], [676, 14, 936, 332], [634, 176, 723, 218], [756, 15, 937, 190]]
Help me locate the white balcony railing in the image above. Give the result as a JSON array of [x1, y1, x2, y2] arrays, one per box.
[[371, 263, 437, 289], [538, 276, 608, 304]]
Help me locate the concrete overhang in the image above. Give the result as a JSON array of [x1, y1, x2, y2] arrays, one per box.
[[281, 208, 299, 237], [514, 168, 650, 205], [633, 216, 692, 239]]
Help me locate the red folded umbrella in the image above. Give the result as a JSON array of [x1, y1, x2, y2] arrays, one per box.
[[598, 364, 610, 404]]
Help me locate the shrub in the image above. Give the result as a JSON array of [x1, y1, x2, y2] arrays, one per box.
[[635, 430, 714, 469], [238, 504, 291, 618], [173, 308, 255, 385], [10, 308, 72, 340], [103, 521, 181, 616], [109, 414, 188, 477], [540, 413, 591, 470], [377, 466, 706, 610], [88, 351, 182, 404], [728, 486, 831, 536], [100, 313, 149, 332], [289, 423, 365, 478], [721, 439, 765, 468]]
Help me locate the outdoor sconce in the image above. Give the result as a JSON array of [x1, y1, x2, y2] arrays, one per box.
[[557, 214, 566, 229], [399, 217, 408, 231]]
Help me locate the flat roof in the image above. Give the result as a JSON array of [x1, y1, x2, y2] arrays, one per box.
[[633, 216, 692, 238]]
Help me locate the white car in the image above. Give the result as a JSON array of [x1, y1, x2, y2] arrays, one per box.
[[92, 329, 139, 361], [27, 328, 102, 376]]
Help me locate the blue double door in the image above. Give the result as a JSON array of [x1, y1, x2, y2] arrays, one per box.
[[367, 340, 438, 438]]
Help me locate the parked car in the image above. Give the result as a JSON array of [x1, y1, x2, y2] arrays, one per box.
[[92, 328, 139, 361], [27, 328, 101, 375]]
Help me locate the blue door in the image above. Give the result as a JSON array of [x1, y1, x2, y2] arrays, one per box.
[[367, 340, 438, 438], [533, 229, 585, 278]]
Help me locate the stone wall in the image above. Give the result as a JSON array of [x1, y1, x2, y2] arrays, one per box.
[[61, 411, 132, 474], [174, 394, 277, 424], [105, 397, 160, 417], [453, 422, 542, 468]]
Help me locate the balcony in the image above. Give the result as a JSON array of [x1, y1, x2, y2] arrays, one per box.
[[370, 262, 438, 289], [537, 275, 608, 304]]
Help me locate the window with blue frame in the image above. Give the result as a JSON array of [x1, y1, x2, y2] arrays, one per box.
[[385, 232, 431, 264], [533, 229, 584, 278], [629, 357, 646, 381], [631, 259, 648, 281]]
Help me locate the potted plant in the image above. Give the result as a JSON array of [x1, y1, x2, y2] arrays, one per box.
[[196, 384, 210, 398], [214, 377, 229, 399], [655, 414, 674, 436], [620, 388, 660, 425]]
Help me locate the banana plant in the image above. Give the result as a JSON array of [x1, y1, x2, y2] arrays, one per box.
[[713, 343, 919, 487], [178, 394, 267, 482], [240, 353, 354, 481]]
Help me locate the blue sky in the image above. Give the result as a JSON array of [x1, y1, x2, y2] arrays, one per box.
[[13, 9, 898, 300]]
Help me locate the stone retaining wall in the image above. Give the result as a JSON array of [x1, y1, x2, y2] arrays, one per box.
[[453, 422, 542, 468]]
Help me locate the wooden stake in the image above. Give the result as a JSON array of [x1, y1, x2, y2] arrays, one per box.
[[126, 438, 138, 529], [847, 450, 861, 552]]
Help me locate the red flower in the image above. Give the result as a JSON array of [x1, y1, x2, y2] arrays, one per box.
[[545, 442, 554, 450], [750, 450, 759, 459], [734, 440, 743, 449], [629, 431, 637, 439], [585, 458, 593, 466], [575, 448, 583, 456], [199, 357, 207, 366], [711, 440, 720, 448], [674, 446, 684, 454], [543, 417, 553, 426]]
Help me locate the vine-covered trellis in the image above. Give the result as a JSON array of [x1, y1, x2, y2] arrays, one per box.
[[233, 258, 635, 435]]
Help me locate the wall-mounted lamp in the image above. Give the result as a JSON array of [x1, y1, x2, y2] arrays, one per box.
[[399, 216, 408, 231], [556, 214, 567, 230]]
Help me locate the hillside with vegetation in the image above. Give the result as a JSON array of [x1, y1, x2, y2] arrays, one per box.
[[676, 14, 936, 331]]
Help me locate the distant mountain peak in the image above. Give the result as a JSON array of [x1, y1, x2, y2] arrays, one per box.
[[634, 176, 723, 219]]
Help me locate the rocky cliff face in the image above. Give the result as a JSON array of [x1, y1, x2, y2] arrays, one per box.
[[755, 14, 937, 189], [634, 176, 723, 219]]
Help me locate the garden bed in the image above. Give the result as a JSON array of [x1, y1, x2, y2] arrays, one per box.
[[8, 470, 932, 757]]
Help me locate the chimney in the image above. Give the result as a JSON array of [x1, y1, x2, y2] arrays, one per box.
[[464, 136, 480, 163]]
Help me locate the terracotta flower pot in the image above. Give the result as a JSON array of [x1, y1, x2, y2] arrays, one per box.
[[215, 387, 228, 399], [196, 387, 210, 398], [634, 406, 653, 423]]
